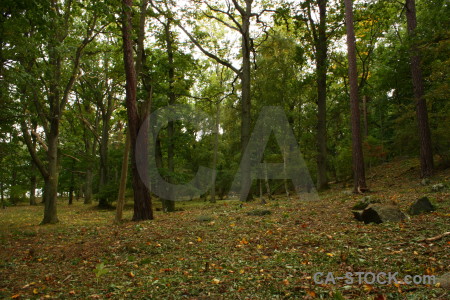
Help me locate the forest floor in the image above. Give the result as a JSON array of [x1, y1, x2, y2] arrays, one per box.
[[0, 157, 449, 299]]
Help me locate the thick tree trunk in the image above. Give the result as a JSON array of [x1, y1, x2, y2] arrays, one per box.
[[121, 0, 153, 221], [115, 131, 130, 223], [315, 0, 329, 191], [344, 0, 367, 193], [405, 0, 433, 178]]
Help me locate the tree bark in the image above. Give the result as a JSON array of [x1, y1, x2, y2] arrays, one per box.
[[344, 0, 367, 193], [42, 120, 59, 224], [315, 0, 329, 191], [405, 0, 433, 178], [239, 0, 253, 202], [162, 20, 176, 212], [68, 159, 75, 205], [121, 0, 153, 221], [115, 130, 130, 223], [210, 102, 220, 203]]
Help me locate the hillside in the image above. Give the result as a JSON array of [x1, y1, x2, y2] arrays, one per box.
[[1, 157, 449, 299]]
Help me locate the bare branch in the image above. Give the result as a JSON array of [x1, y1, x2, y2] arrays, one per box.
[[176, 22, 241, 75]]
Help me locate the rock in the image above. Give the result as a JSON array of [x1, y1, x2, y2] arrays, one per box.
[[352, 210, 364, 221], [431, 183, 445, 192], [246, 209, 272, 216], [352, 196, 381, 210], [436, 272, 450, 290], [360, 204, 406, 224], [420, 178, 430, 186], [408, 197, 435, 215], [196, 215, 213, 222]]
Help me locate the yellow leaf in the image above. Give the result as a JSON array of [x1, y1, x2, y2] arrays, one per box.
[[363, 284, 373, 292], [239, 269, 245, 274], [257, 244, 263, 249], [197, 237, 202, 242], [212, 278, 220, 284], [326, 253, 334, 257], [33, 289, 38, 294], [128, 271, 135, 278]]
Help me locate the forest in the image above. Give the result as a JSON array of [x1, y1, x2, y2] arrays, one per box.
[[0, 0, 449, 298]]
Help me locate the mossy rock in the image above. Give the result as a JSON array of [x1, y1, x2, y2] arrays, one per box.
[[196, 215, 213, 222], [352, 196, 381, 210]]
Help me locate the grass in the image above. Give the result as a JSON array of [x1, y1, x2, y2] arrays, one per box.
[[0, 158, 449, 299]]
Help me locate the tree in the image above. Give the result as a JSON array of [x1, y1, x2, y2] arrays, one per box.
[[18, 1, 102, 224], [177, 0, 268, 201], [405, 0, 433, 177], [344, 0, 367, 193], [121, 0, 153, 221]]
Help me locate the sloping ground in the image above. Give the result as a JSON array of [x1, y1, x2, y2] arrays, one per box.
[[0, 158, 449, 299]]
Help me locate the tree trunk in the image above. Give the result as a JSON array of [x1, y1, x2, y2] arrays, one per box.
[[30, 168, 37, 206], [362, 95, 368, 138], [98, 120, 110, 208], [315, 0, 329, 191], [115, 130, 130, 223], [239, 0, 253, 202], [121, 0, 153, 221], [68, 160, 75, 205], [162, 20, 176, 212], [42, 123, 59, 224], [210, 102, 220, 203], [1, 182, 5, 209], [344, 0, 368, 193], [264, 161, 272, 200], [405, 0, 433, 178], [84, 169, 93, 204]]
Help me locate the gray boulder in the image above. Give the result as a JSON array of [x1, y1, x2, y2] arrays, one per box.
[[360, 204, 406, 224], [436, 272, 450, 290], [408, 197, 435, 215]]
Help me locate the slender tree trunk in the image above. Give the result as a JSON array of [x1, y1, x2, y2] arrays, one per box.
[[315, 0, 329, 191], [405, 0, 433, 178], [121, 0, 153, 221], [162, 20, 176, 212], [115, 130, 130, 223], [98, 122, 110, 208], [210, 103, 220, 203], [362, 95, 369, 138], [1, 181, 4, 209], [68, 160, 75, 205], [42, 123, 59, 224], [239, 1, 252, 202], [30, 167, 37, 206], [84, 169, 93, 204], [264, 161, 272, 200], [344, 0, 367, 193]]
